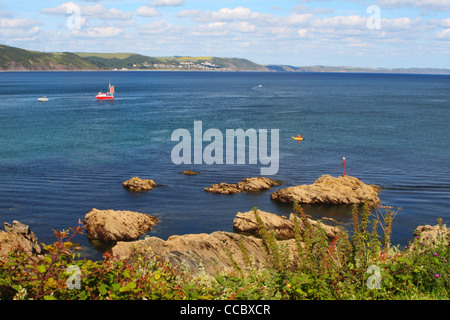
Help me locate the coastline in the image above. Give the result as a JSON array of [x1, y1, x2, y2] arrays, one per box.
[[2, 69, 450, 75]]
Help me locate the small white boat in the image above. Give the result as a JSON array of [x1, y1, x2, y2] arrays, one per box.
[[38, 96, 49, 102]]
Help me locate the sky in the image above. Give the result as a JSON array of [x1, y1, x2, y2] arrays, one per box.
[[0, 0, 449, 68]]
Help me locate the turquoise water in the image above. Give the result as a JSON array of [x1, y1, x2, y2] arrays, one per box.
[[0, 71, 448, 258]]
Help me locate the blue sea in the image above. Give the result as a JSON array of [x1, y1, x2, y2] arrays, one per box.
[[0, 71, 448, 258]]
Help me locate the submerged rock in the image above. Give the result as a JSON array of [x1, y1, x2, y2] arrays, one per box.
[[270, 175, 380, 207], [180, 170, 201, 175], [84, 208, 158, 242], [205, 177, 281, 194], [122, 177, 157, 191]]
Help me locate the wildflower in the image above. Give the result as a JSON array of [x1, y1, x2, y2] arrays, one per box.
[[433, 253, 438, 256], [435, 274, 440, 278]]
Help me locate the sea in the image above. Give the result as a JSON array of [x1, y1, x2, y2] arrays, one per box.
[[0, 71, 448, 259]]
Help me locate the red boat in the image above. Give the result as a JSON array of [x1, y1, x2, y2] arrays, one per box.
[[96, 82, 115, 100]]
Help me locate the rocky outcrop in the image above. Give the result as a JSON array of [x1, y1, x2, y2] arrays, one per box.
[[180, 170, 201, 175], [270, 175, 380, 207], [122, 177, 156, 191], [110, 209, 342, 275], [111, 231, 298, 275], [205, 177, 281, 194], [233, 209, 341, 241], [0, 221, 44, 263], [84, 209, 158, 242], [233, 209, 295, 240]]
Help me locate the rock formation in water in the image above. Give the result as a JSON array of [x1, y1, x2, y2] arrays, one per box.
[[270, 175, 380, 207], [122, 177, 157, 191], [204, 177, 281, 194], [110, 209, 342, 274], [180, 170, 201, 175], [111, 230, 298, 275], [84, 208, 158, 242]]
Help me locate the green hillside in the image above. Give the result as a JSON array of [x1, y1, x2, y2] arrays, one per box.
[[0, 44, 269, 71], [76, 53, 268, 71], [0, 44, 98, 71]]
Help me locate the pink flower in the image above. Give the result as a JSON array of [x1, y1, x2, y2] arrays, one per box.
[[435, 274, 440, 278]]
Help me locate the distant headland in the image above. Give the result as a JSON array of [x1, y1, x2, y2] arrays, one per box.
[[1, 44, 449, 75]]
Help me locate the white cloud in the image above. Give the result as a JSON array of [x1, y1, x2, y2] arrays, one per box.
[[151, 0, 184, 7], [191, 21, 256, 37], [41, 1, 74, 15], [136, 6, 161, 17], [71, 26, 123, 38], [286, 13, 314, 25], [376, 0, 450, 11], [192, 22, 229, 36], [381, 17, 414, 29], [429, 18, 450, 28], [234, 21, 256, 33], [41, 2, 133, 20], [138, 19, 183, 35], [177, 7, 272, 23], [0, 18, 40, 28], [436, 28, 450, 40], [0, 18, 40, 39], [311, 15, 367, 29], [211, 7, 260, 21], [297, 28, 308, 37]]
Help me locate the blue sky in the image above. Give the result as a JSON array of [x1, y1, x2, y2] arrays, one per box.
[[1, 0, 449, 68]]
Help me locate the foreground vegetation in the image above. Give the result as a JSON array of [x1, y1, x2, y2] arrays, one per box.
[[0, 204, 448, 300]]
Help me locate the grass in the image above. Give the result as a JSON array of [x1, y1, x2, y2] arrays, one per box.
[[74, 53, 135, 60], [0, 203, 449, 300]]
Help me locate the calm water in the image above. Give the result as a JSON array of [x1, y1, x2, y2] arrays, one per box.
[[0, 71, 448, 258]]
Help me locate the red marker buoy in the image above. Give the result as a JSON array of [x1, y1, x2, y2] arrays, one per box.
[[342, 157, 346, 177]]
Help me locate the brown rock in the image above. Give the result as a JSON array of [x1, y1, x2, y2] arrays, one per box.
[[233, 209, 295, 240], [413, 224, 450, 246], [180, 170, 200, 175], [122, 177, 156, 191], [0, 220, 44, 263], [111, 231, 298, 275], [205, 177, 281, 194], [270, 175, 380, 207], [233, 209, 341, 241], [84, 208, 158, 242]]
